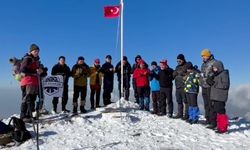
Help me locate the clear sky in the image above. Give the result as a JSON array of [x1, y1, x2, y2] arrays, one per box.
[[0, 0, 250, 88]]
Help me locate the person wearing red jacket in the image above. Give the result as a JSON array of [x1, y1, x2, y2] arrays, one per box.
[[133, 60, 150, 111], [20, 44, 44, 122]]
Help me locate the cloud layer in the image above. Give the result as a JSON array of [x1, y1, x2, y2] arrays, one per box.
[[1, 83, 250, 119]]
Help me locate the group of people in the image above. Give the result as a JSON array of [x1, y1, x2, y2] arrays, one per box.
[[16, 44, 230, 134]]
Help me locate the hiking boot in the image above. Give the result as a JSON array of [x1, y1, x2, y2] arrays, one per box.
[[173, 115, 183, 119], [186, 119, 192, 124], [167, 114, 173, 118], [190, 120, 198, 124], [39, 108, 49, 115], [72, 111, 78, 115], [62, 109, 70, 113], [51, 110, 57, 115], [157, 112, 166, 116], [182, 115, 189, 121], [151, 111, 158, 114], [80, 109, 87, 114], [206, 124, 217, 130]]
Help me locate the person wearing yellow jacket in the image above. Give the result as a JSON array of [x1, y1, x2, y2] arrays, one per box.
[[89, 58, 103, 109], [71, 56, 90, 114]]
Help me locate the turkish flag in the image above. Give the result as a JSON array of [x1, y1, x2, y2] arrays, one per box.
[[104, 6, 120, 18]]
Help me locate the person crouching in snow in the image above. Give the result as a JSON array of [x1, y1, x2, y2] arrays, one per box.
[[184, 62, 200, 124], [206, 61, 230, 133], [133, 60, 150, 111]]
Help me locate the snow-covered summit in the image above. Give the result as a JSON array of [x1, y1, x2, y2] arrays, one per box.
[[1, 100, 250, 150]]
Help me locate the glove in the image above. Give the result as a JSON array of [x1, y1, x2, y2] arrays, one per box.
[[173, 71, 178, 77], [206, 76, 215, 86]]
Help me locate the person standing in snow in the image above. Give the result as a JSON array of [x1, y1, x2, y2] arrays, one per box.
[[89, 58, 103, 109], [184, 62, 200, 124], [206, 61, 230, 133], [200, 49, 217, 124], [158, 60, 174, 117], [51, 56, 71, 113], [115, 56, 132, 101], [131, 55, 142, 104], [150, 61, 161, 114], [100, 55, 114, 106], [20, 44, 44, 121], [71, 56, 90, 114], [173, 54, 189, 120], [133, 60, 151, 111]]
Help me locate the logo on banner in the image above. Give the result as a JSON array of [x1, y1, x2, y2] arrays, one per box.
[[43, 76, 64, 97]]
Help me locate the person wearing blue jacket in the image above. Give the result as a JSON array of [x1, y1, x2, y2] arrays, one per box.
[[150, 61, 160, 114]]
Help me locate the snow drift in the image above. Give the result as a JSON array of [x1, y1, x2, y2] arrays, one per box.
[[1, 100, 250, 150]]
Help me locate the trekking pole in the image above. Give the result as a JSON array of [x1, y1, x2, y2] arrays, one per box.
[[36, 74, 41, 150]]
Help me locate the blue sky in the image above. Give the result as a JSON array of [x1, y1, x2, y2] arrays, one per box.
[[0, 0, 250, 88]]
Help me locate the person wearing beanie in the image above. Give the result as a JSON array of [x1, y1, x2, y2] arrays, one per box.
[[115, 56, 132, 101], [89, 58, 103, 109], [150, 61, 161, 114], [158, 59, 174, 117], [184, 62, 200, 124], [19, 44, 44, 122], [106, 55, 112, 60], [100, 55, 114, 106], [29, 44, 40, 52], [151, 61, 157, 66], [51, 56, 71, 113], [173, 54, 189, 120], [201, 49, 212, 57], [133, 59, 150, 111], [123, 56, 128, 61], [177, 54, 185, 61], [131, 55, 142, 104], [200, 48, 217, 125], [206, 61, 230, 133], [71, 56, 90, 114], [78, 56, 84, 61]]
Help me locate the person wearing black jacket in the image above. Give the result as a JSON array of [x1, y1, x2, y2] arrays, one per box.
[[115, 56, 132, 100], [51, 56, 71, 113], [100, 55, 114, 106], [158, 60, 174, 117], [173, 54, 188, 119]]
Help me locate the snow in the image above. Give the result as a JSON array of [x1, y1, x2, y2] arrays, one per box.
[[1, 100, 250, 150]]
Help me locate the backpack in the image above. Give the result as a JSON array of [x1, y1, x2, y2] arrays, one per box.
[[9, 57, 23, 81], [0, 120, 13, 134], [8, 117, 31, 143], [0, 121, 14, 145]]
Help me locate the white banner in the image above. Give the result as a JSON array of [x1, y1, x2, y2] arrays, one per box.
[[42, 75, 64, 100]]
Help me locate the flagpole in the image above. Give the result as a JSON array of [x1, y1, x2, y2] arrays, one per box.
[[120, 0, 124, 103]]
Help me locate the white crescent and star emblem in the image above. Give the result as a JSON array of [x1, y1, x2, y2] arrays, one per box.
[[110, 7, 119, 15]]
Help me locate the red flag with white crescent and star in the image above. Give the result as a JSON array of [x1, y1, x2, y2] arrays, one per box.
[[104, 6, 120, 18]]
